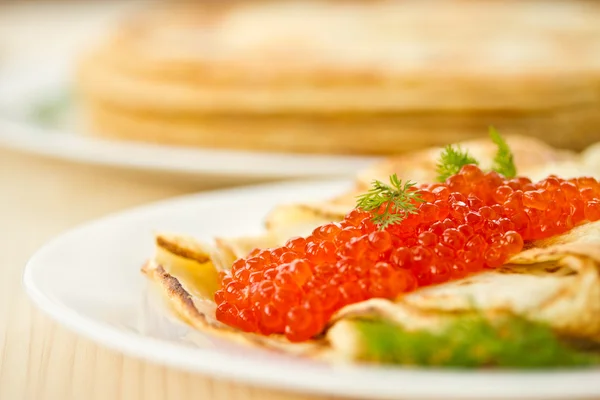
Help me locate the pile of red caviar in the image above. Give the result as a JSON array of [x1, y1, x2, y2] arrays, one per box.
[[214, 165, 600, 342]]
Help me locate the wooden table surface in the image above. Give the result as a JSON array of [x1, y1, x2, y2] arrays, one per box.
[[0, 148, 338, 400], [0, 4, 333, 398]]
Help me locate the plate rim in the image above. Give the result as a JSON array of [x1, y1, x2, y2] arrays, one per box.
[[22, 179, 600, 400], [0, 63, 378, 179], [0, 117, 378, 179]]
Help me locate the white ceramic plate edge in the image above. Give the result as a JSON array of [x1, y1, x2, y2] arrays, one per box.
[[22, 180, 600, 400], [0, 63, 378, 179], [0, 117, 378, 179]]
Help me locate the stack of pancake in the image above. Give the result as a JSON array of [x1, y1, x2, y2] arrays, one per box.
[[76, 0, 600, 155]]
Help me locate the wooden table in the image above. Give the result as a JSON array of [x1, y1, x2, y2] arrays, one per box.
[[2, 4, 598, 400], [0, 148, 336, 400]]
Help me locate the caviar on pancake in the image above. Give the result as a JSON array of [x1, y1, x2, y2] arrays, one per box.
[[213, 131, 600, 342], [213, 162, 600, 342]]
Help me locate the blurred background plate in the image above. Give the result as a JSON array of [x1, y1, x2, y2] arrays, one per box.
[[3, 0, 600, 182], [0, 62, 377, 181]]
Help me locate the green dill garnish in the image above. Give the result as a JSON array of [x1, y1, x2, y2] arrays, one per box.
[[356, 174, 423, 230], [346, 315, 600, 368], [435, 127, 517, 182], [436, 145, 479, 182], [489, 126, 517, 178], [358, 128, 518, 226]]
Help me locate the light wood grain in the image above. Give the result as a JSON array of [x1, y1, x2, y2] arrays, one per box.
[[0, 148, 337, 400]]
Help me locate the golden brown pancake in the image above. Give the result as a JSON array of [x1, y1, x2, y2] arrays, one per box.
[[263, 134, 595, 233], [77, 0, 600, 154], [140, 136, 600, 363], [143, 221, 600, 361]]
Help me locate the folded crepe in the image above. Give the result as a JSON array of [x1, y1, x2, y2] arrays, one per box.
[[264, 134, 598, 233], [141, 135, 600, 367], [142, 220, 600, 366]]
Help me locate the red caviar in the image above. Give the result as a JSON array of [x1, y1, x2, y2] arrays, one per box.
[[214, 166, 600, 342]]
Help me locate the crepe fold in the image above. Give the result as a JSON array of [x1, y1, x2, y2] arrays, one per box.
[[142, 217, 600, 365], [263, 135, 599, 234], [141, 137, 600, 364]]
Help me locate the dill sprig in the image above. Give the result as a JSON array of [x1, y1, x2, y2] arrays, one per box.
[[356, 174, 423, 229], [436, 145, 479, 182], [435, 127, 517, 182], [489, 126, 517, 178], [358, 128, 517, 226]]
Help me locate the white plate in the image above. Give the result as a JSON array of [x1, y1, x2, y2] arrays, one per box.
[[0, 62, 377, 180], [24, 179, 600, 399]]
